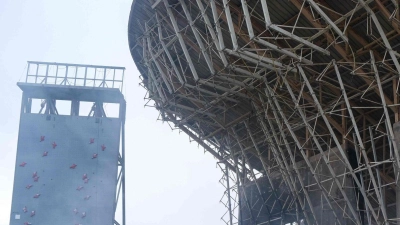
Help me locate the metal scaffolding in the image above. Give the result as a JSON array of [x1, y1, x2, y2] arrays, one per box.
[[128, 0, 400, 224]]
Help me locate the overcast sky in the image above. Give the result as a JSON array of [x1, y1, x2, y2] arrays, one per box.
[[0, 1, 226, 224]]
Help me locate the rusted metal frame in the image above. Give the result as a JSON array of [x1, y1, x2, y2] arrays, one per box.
[[260, 0, 330, 55], [222, 0, 238, 50], [244, 121, 285, 213], [163, 0, 200, 81], [263, 84, 318, 225], [374, 0, 400, 34], [178, 0, 216, 75], [288, 0, 374, 54], [231, 129, 275, 225], [143, 36, 167, 103], [280, 74, 360, 224], [225, 138, 256, 225], [359, 0, 400, 75], [334, 60, 389, 224], [252, 102, 305, 219], [305, 0, 349, 43], [369, 126, 389, 225], [195, 0, 229, 66], [155, 14, 185, 85], [271, 81, 352, 224], [290, 0, 395, 111], [253, 103, 312, 225], [297, 64, 381, 222], [145, 24, 174, 94], [370, 51, 400, 169], [239, 0, 313, 65]]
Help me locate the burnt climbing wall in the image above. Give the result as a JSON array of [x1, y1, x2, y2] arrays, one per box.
[[10, 113, 121, 225]]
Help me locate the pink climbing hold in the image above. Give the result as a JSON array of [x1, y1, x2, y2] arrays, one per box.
[[70, 164, 77, 169], [82, 173, 87, 180], [101, 144, 106, 151], [52, 141, 57, 149], [33, 194, 40, 198], [23, 206, 27, 213], [89, 138, 94, 144], [84, 178, 89, 184], [40, 136, 45, 142], [81, 211, 86, 218], [30, 210, 35, 217], [33, 176, 39, 182], [24, 222, 32, 225], [32, 171, 37, 178], [92, 153, 98, 159], [84, 195, 91, 200], [76, 186, 84, 191], [73, 208, 78, 214], [26, 184, 33, 189], [20, 162, 27, 167], [42, 151, 48, 157]]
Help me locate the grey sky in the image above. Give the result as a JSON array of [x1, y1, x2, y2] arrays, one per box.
[[0, 0, 225, 224]]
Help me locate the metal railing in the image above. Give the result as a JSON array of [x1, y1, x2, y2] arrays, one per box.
[[25, 61, 125, 92]]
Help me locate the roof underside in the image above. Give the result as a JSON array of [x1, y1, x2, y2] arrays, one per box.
[[128, 0, 400, 224]]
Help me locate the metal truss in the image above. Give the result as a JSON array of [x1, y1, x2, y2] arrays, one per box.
[[128, 0, 400, 224]]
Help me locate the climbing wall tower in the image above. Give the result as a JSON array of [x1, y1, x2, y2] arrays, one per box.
[[9, 61, 126, 225]]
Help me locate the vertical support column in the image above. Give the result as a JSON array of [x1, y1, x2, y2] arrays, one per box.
[[393, 122, 400, 225], [71, 100, 80, 116], [120, 100, 126, 225], [224, 165, 233, 225]]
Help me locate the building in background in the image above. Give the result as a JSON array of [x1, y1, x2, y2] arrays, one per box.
[[128, 0, 400, 224], [10, 61, 126, 225]]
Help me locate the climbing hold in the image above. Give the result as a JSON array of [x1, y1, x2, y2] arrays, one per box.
[[23, 222, 32, 225], [92, 153, 98, 159], [26, 184, 33, 189], [73, 208, 78, 214], [23, 206, 27, 213], [40, 136, 45, 142], [33, 194, 40, 198], [101, 144, 106, 151], [70, 164, 77, 169], [52, 142, 57, 149], [84, 178, 89, 184], [32, 172, 37, 178], [82, 174, 87, 180], [81, 212, 86, 218], [33, 176, 39, 182], [89, 138, 94, 144], [76, 186, 83, 191], [42, 151, 48, 157], [19, 162, 27, 167], [30, 211, 35, 217], [84, 195, 91, 200]]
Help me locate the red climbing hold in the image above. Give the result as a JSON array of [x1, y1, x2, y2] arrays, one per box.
[[23, 206, 27, 213], [70, 164, 77, 169], [33, 176, 39, 182], [84, 195, 91, 200], [89, 138, 94, 144], [81, 212, 86, 218], [26, 184, 33, 189], [101, 144, 106, 151], [82, 173, 87, 180], [30, 211, 35, 217], [33, 194, 40, 198], [20, 162, 27, 167], [92, 153, 98, 159], [24, 222, 32, 225], [73, 208, 78, 214], [52, 142, 57, 149], [42, 151, 48, 157], [32, 172, 37, 178], [40, 136, 45, 142], [76, 186, 83, 191], [84, 178, 89, 184]]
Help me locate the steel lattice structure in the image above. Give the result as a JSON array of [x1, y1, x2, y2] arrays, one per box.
[[128, 0, 400, 224]]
